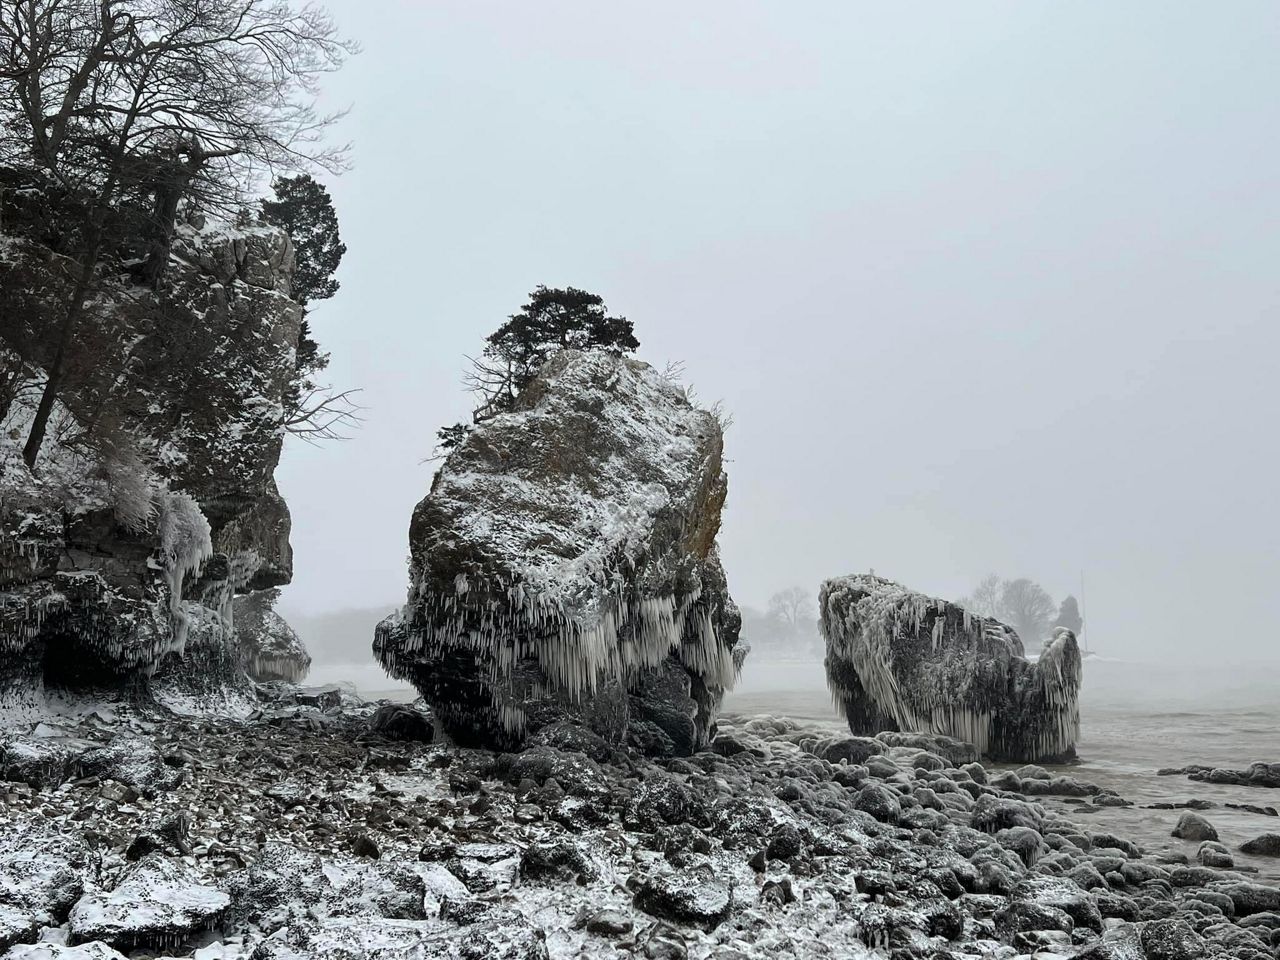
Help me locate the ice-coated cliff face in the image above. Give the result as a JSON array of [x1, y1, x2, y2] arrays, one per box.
[[0, 212, 302, 709], [375, 349, 741, 753], [820, 574, 1082, 763]]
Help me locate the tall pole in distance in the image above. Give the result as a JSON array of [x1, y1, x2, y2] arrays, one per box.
[[1080, 570, 1088, 654]]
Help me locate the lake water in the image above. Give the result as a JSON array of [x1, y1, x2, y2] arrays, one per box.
[[724, 657, 1280, 883]]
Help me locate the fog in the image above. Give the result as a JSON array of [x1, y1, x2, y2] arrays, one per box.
[[276, 2, 1280, 666]]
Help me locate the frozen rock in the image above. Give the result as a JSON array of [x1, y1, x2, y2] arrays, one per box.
[[248, 914, 549, 960], [367, 703, 434, 742], [235, 590, 311, 683], [0, 905, 39, 952], [68, 854, 229, 950], [0, 213, 303, 710], [4, 945, 131, 959], [0, 735, 72, 788], [807, 735, 884, 766], [820, 574, 1082, 762], [0, 830, 90, 945], [1213, 881, 1280, 916], [1197, 841, 1234, 869], [1009, 875, 1102, 932], [1139, 917, 1208, 959], [874, 730, 978, 765], [634, 866, 733, 930], [374, 350, 740, 754], [76, 737, 182, 797]]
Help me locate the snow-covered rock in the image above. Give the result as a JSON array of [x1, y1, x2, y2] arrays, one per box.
[[233, 590, 310, 683], [820, 574, 1082, 763], [0, 208, 303, 712], [68, 854, 229, 950], [0, 831, 91, 951], [375, 349, 741, 754]]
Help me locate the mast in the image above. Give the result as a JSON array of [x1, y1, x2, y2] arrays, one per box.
[[1080, 570, 1088, 654]]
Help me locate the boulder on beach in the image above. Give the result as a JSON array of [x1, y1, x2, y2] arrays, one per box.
[[68, 854, 229, 949], [819, 574, 1082, 762], [1240, 833, 1280, 857], [374, 350, 741, 753]]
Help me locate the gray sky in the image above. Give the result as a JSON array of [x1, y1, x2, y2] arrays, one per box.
[[276, 2, 1280, 663]]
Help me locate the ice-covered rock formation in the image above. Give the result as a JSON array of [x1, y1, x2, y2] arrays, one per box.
[[375, 349, 741, 753], [820, 574, 1082, 763], [0, 202, 302, 710], [234, 589, 311, 682]]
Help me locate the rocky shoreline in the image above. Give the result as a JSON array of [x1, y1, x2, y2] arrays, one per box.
[[1, 687, 1279, 960]]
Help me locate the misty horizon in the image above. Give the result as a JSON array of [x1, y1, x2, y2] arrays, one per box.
[[274, 2, 1279, 667]]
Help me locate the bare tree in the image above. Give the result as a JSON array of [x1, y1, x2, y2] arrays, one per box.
[[0, 0, 355, 468], [768, 587, 812, 629], [998, 578, 1056, 645], [282, 385, 362, 443], [964, 573, 1002, 618]]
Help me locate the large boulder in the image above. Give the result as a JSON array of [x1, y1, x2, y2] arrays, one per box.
[[235, 589, 311, 683], [0, 205, 302, 710], [820, 574, 1082, 763], [374, 350, 740, 752], [68, 854, 229, 950]]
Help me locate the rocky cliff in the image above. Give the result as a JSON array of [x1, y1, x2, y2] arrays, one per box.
[[375, 349, 741, 753], [0, 208, 303, 712], [820, 574, 1082, 763]]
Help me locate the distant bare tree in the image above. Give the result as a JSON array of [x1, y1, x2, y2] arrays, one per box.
[[998, 578, 1056, 645], [0, 0, 355, 468], [768, 587, 812, 628], [964, 573, 1002, 618]]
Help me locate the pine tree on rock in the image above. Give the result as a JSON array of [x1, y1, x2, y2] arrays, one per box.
[[484, 286, 638, 396], [437, 286, 638, 451], [260, 175, 346, 307], [259, 175, 351, 434]]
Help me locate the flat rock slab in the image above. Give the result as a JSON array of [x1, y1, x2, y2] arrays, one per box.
[[68, 855, 229, 950], [634, 867, 732, 930], [5, 945, 131, 959], [248, 915, 549, 960], [0, 833, 87, 931]]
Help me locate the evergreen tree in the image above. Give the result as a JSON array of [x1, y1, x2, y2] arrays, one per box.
[[1053, 595, 1083, 635], [998, 578, 1057, 645], [260, 175, 346, 307], [437, 286, 638, 453], [260, 175, 346, 420], [482, 286, 638, 404]]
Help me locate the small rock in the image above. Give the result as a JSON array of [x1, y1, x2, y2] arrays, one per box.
[[643, 922, 688, 959], [351, 833, 381, 859], [1240, 833, 1280, 857], [99, 781, 139, 805], [1139, 917, 1208, 960], [585, 909, 634, 936], [1172, 812, 1218, 842], [634, 867, 732, 930]]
